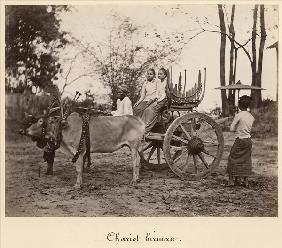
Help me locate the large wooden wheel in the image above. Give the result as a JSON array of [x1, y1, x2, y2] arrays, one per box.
[[163, 112, 224, 180]]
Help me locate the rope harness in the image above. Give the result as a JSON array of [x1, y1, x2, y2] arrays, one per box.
[[40, 110, 90, 164], [22, 86, 91, 167], [72, 113, 90, 163], [45, 119, 62, 151], [22, 105, 91, 165]]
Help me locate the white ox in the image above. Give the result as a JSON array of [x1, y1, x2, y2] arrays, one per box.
[[26, 112, 145, 188]]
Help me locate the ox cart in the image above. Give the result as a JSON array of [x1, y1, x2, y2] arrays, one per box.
[[141, 68, 224, 180], [23, 68, 224, 184]]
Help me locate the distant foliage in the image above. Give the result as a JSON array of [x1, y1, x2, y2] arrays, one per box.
[[5, 92, 51, 121], [251, 100, 278, 138], [217, 99, 277, 136], [209, 106, 222, 117], [62, 91, 111, 115]]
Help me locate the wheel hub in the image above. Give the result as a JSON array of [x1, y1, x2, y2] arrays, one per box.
[[187, 137, 204, 154]]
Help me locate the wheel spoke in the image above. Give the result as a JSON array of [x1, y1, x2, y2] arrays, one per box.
[[179, 123, 191, 140], [171, 145, 186, 151], [147, 146, 156, 162], [143, 142, 153, 151], [172, 135, 189, 145], [198, 152, 209, 169], [172, 149, 181, 160], [202, 140, 218, 146], [157, 147, 161, 166], [180, 152, 190, 172], [191, 118, 196, 137], [173, 150, 183, 163], [202, 149, 216, 158], [192, 154, 198, 173]]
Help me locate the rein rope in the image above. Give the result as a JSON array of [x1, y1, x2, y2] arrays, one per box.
[[43, 117, 62, 152], [72, 113, 90, 163]]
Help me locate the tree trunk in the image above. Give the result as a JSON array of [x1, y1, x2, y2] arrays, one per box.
[[110, 81, 119, 110], [218, 4, 228, 116], [252, 5, 266, 108], [276, 46, 278, 102], [251, 5, 258, 108], [228, 5, 236, 115], [233, 48, 238, 83]]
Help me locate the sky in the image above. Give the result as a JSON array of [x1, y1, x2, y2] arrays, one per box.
[[58, 4, 278, 111]]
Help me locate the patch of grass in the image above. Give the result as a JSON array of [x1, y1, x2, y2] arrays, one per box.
[[251, 101, 278, 138]]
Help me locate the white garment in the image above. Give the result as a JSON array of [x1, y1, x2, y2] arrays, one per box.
[[140, 79, 158, 101], [156, 79, 167, 102], [230, 110, 254, 139], [112, 96, 133, 116]]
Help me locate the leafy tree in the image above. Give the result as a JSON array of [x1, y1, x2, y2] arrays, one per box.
[[5, 5, 70, 91]]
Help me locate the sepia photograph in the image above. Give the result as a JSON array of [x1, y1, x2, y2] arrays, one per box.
[[3, 2, 279, 220]]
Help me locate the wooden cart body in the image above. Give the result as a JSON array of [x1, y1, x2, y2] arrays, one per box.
[[142, 68, 224, 180]]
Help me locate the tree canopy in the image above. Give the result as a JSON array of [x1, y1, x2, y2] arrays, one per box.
[[5, 5, 70, 90]]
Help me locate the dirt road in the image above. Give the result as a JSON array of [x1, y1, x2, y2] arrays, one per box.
[[5, 123, 278, 217]]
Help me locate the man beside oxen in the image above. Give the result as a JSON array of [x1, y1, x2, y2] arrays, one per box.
[[21, 112, 56, 175], [20, 97, 92, 176]]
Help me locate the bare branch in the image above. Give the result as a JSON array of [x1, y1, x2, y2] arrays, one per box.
[[202, 28, 253, 63], [62, 52, 80, 80], [241, 38, 252, 47]]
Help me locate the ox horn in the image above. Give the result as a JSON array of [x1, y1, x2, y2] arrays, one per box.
[[73, 91, 81, 102]]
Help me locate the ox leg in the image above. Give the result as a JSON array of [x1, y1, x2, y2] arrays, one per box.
[[82, 153, 87, 171], [86, 152, 91, 169], [44, 151, 55, 175], [82, 152, 91, 171], [74, 155, 84, 188], [85, 134, 91, 170], [46, 163, 54, 175], [131, 146, 141, 184]]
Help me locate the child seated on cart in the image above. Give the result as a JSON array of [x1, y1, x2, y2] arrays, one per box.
[[133, 68, 167, 136], [227, 95, 254, 187]]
